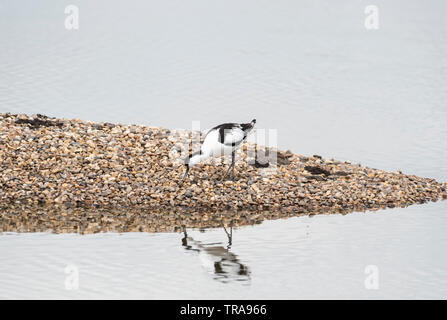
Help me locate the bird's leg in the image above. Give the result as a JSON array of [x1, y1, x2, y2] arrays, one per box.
[[221, 151, 236, 181], [221, 167, 231, 181], [230, 151, 235, 180], [181, 165, 190, 184], [181, 226, 188, 246], [222, 224, 233, 249]]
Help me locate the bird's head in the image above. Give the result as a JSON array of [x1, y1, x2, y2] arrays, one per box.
[[181, 160, 190, 182], [182, 151, 204, 181], [251, 119, 256, 129], [241, 119, 256, 133]]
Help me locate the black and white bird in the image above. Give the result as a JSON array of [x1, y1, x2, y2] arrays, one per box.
[[183, 119, 256, 181]]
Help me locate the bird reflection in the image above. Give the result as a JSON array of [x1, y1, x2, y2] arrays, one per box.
[[181, 225, 250, 283]]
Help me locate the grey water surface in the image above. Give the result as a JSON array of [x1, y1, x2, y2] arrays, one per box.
[[1, 0, 446, 299]]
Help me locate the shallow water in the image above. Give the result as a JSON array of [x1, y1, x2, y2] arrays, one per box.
[[1, 0, 447, 299], [2, 202, 447, 299]]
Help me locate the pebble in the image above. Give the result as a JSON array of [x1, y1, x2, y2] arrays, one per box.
[[0, 113, 446, 234]]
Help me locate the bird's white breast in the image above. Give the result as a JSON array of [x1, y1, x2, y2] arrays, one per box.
[[202, 129, 238, 158]]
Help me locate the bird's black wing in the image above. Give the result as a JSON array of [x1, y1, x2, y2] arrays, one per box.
[[208, 123, 238, 144], [222, 125, 246, 147]]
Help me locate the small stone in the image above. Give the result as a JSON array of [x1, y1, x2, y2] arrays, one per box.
[[0, 112, 445, 234]]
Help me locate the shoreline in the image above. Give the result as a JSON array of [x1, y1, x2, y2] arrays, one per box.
[[1, 113, 446, 233], [0, 201, 436, 234]]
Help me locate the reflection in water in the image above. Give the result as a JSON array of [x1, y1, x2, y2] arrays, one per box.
[[181, 225, 250, 284]]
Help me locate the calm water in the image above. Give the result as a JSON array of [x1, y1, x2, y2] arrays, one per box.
[[1, 0, 447, 299]]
